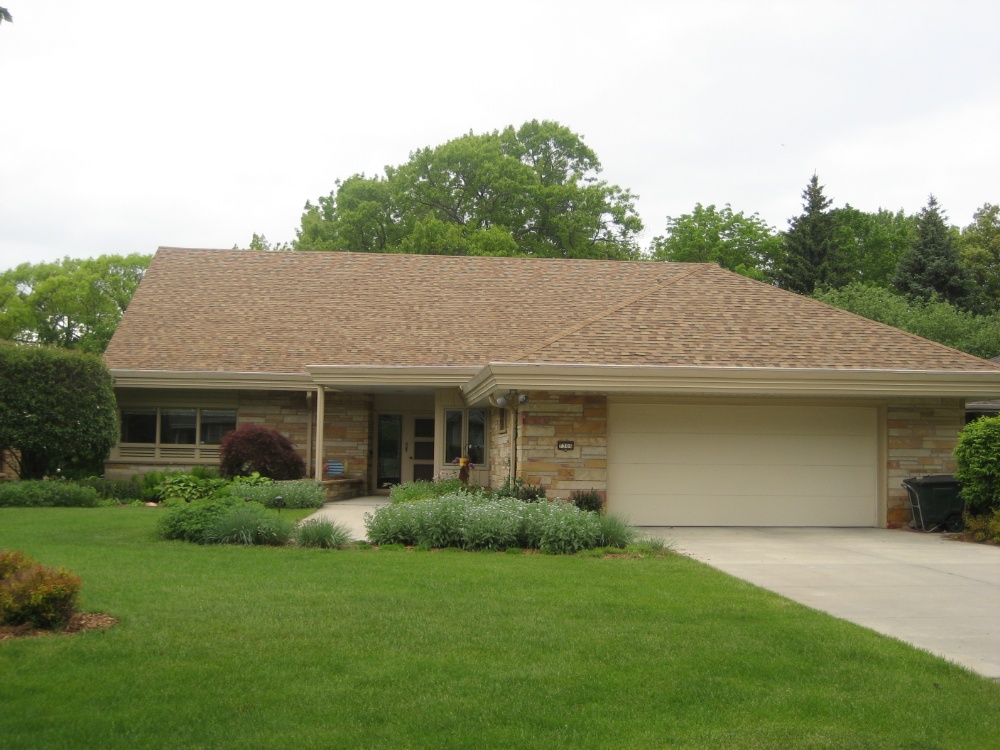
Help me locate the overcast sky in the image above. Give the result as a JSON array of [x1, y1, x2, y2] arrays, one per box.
[[1, 1, 997, 271]]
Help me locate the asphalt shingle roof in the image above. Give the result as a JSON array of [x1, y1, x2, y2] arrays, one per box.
[[103, 247, 1000, 375]]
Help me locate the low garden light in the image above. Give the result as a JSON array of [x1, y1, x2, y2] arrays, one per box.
[[273, 495, 285, 512]]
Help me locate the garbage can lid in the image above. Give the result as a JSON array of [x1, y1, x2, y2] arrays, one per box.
[[903, 474, 958, 486]]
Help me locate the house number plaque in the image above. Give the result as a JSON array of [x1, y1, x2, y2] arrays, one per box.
[[557, 441, 574, 451]]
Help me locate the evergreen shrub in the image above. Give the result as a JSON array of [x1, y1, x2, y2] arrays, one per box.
[[0, 480, 101, 508], [954, 416, 1000, 514], [0, 563, 82, 629]]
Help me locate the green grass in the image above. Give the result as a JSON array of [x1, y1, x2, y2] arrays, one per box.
[[1, 508, 999, 749]]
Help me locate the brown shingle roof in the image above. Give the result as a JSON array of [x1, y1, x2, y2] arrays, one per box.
[[103, 247, 1000, 375]]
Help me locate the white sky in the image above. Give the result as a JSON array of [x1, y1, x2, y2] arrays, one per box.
[[1, 0, 998, 271]]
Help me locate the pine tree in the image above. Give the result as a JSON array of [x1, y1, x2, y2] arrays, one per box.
[[892, 195, 970, 307], [775, 174, 850, 294]]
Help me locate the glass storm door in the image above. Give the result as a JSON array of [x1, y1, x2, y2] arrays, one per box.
[[376, 414, 402, 489], [376, 414, 435, 489]]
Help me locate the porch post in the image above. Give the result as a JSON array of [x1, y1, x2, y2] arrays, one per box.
[[314, 386, 325, 481]]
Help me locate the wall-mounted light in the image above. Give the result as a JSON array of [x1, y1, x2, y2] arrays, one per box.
[[494, 394, 509, 408], [517, 393, 528, 405]]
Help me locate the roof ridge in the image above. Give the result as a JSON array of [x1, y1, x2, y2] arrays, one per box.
[[511, 264, 708, 363]]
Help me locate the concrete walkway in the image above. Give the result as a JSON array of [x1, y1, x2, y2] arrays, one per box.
[[305, 496, 389, 541], [648, 527, 1000, 680]]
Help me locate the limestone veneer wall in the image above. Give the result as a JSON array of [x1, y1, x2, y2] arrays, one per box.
[[885, 397, 964, 526], [488, 406, 512, 490], [518, 392, 607, 500], [239, 391, 373, 492]]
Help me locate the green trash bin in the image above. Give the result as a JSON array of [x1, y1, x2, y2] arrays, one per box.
[[901, 475, 964, 532]]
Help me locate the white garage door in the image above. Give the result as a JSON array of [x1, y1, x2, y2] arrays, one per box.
[[607, 403, 878, 526]]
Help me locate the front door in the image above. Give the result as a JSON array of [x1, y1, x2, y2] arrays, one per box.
[[376, 414, 435, 489]]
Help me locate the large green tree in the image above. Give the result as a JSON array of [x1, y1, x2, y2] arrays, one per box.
[[958, 203, 1000, 314], [0, 344, 118, 479], [0, 253, 150, 353], [831, 206, 916, 288], [892, 195, 970, 307], [813, 282, 1000, 360], [295, 120, 643, 259], [649, 203, 781, 280], [774, 174, 851, 294]]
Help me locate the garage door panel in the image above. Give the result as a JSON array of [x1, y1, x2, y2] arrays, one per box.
[[616, 494, 876, 527], [609, 432, 875, 467], [608, 403, 878, 527], [612, 463, 876, 498], [611, 404, 874, 437]]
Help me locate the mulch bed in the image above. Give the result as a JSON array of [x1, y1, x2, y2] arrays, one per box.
[[0, 612, 119, 642]]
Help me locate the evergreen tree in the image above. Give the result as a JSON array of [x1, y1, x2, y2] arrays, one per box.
[[892, 195, 970, 307], [774, 174, 850, 293]]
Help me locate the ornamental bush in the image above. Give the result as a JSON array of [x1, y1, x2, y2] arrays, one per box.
[[230, 479, 325, 509], [954, 416, 1000, 514], [0, 549, 35, 581], [0, 563, 82, 629], [0, 480, 101, 508], [203, 504, 294, 546], [0, 344, 118, 479], [365, 494, 634, 554], [157, 496, 245, 542], [295, 518, 354, 549], [219, 424, 306, 481]]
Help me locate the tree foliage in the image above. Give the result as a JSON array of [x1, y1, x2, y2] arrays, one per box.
[[959, 203, 1000, 314], [813, 282, 1000, 359], [954, 416, 1000, 514], [0, 254, 150, 353], [219, 424, 306, 481], [774, 174, 851, 293], [649, 203, 781, 280], [832, 206, 916, 288], [295, 120, 643, 259], [892, 195, 970, 307], [0, 344, 118, 479]]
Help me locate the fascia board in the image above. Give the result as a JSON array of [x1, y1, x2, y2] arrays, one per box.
[[461, 363, 1000, 401], [110, 370, 314, 391], [306, 365, 482, 388]]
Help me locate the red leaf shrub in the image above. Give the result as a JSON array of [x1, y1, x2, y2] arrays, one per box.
[[0, 563, 82, 629], [0, 549, 35, 581], [218, 424, 306, 481]]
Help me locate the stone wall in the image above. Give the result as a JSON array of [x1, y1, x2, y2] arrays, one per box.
[[239, 390, 373, 492], [517, 392, 607, 500], [885, 398, 964, 526], [488, 406, 512, 490]]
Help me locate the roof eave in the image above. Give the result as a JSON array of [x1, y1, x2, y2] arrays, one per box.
[[111, 370, 314, 391], [462, 363, 1000, 403]]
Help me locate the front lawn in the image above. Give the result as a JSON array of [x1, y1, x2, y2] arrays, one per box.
[[1, 508, 998, 749]]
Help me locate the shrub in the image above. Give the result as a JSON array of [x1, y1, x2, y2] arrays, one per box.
[[157, 496, 244, 542], [156, 474, 229, 506], [76, 477, 145, 504], [295, 518, 354, 549], [231, 480, 325, 509], [964, 509, 1000, 544], [954, 416, 1000, 513], [596, 513, 637, 548], [204, 504, 294, 546], [365, 494, 634, 554], [0, 563, 82, 629], [536, 504, 601, 555], [219, 424, 306, 481], [0, 344, 117, 480], [493, 477, 546, 502], [365, 503, 421, 546], [0, 549, 35, 580], [389, 478, 470, 504], [570, 489, 604, 513], [461, 498, 522, 551], [0, 480, 101, 508]]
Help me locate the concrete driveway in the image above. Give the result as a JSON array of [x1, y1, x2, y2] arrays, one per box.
[[649, 527, 1000, 680]]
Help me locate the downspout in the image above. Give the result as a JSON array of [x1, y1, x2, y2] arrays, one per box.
[[313, 386, 325, 481]]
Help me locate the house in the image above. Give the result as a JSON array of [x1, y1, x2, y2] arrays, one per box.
[[102, 247, 1000, 527], [965, 356, 1000, 423]]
